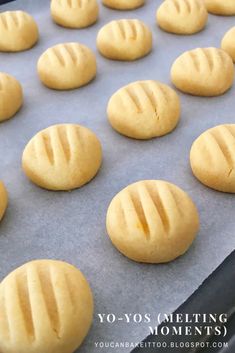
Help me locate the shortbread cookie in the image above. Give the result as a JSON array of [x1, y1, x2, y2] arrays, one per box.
[[221, 27, 235, 62], [37, 43, 97, 90], [0, 181, 8, 221], [0, 11, 38, 52], [106, 180, 199, 263], [107, 80, 180, 139], [22, 124, 102, 191], [0, 73, 23, 122], [102, 0, 144, 10], [0, 259, 93, 353], [205, 0, 235, 15], [190, 124, 235, 193], [97, 19, 152, 61], [171, 47, 234, 96], [51, 0, 99, 29], [157, 0, 208, 35]]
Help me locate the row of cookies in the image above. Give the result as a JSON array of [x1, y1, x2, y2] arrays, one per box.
[[0, 41, 233, 123], [19, 121, 235, 195], [1, 40, 235, 98], [45, 0, 235, 34], [1, 112, 234, 210], [0, 0, 201, 54], [105, 0, 235, 16], [0, 5, 234, 76], [52, 0, 235, 17], [2, 35, 234, 96]]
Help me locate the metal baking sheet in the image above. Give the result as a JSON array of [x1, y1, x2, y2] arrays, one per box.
[[0, 0, 234, 352]]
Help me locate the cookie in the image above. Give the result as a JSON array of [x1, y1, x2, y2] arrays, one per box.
[[37, 43, 97, 90], [51, 0, 99, 29], [97, 19, 152, 61], [0, 11, 38, 52], [0, 73, 23, 122], [156, 0, 208, 35], [190, 124, 235, 193], [107, 80, 180, 139], [22, 124, 102, 191], [106, 180, 199, 263], [221, 27, 235, 62], [171, 47, 234, 96], [102, 0, 144, 10], [205, 0, 235, 15], [0, 259, 93, 353], [0, 181, 8, 221]]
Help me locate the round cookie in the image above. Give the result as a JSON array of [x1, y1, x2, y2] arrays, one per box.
[[221, 27, 235, 62], [0, 181, 8, 221], [106, 180, 199, 263], [102, 0, 145, 10], [0, 259, 93, 353], [171, 47, 234, 96], [107, 80, 181, 139], [96, 19, 152, 61], [0, 73, 23, 122], [22, 124, 102, 191], [156, 0, 208, 35], [0, 11, 38, 52], [51, 0, 99, 29], [205, 0, 235, 15], [37, 43, 97, 90], [190, 124, 235, 193]]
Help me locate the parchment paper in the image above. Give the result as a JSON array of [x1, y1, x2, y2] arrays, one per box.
[[0, 0, 234, 352]]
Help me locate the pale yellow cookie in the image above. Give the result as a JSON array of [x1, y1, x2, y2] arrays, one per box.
[[97, 19, 152, 61], [0, 73, 23, 122], [106, 180, 199, 263], [102, 0, 145, 10], [22, 124, 102, 191], [107, 80, 180, 139], [0, 259, 93, 353], [157, 0, 208, 35], [205, 0, 235, 15], [0, 11, 38, 52], [190, 124, 235, 193], [37, 43, 97, 90], [51, 0, 99, 29], [0, 181, 8, 221], [221, 27, 235, 62], [171, 47, 234, 96]]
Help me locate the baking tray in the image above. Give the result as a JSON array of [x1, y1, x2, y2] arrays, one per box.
[[0, 1, 234, 352], [132, 250, 235, 352]]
